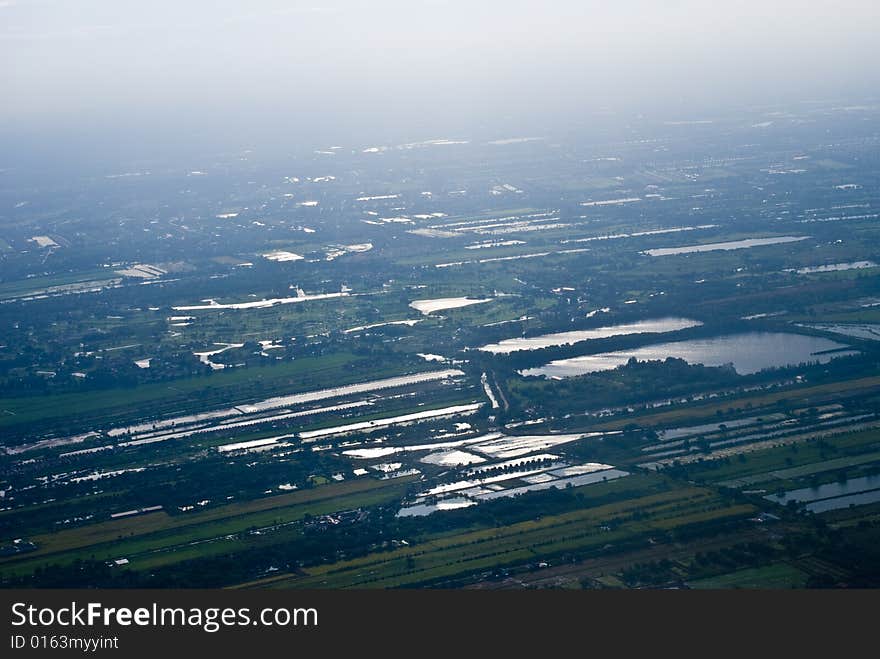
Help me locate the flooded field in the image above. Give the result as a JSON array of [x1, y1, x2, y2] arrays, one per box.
[[642, 235, 808, 256], [10, 369, 468, 454], [803, 323, 880, 341], [794, 260, 877, 274], [805, 489, 880, 513], [765, 474, 880, 505], [522, 332, 856, 378], [343, 319, 421, 333], [436, 247, 591, 268], [174, 290, 348, 311], [474, 468, 630, 500], [409, 297, 493, 314], [193, 343, 243, 370], [397, 498, 477, 517], [298, 403, 483, 440], [420, 450, 486, 466], [656, 415, 785, 441], [478, 317, 701, 354], [563, 224, 716, 244], [262, 251, 304, 262]]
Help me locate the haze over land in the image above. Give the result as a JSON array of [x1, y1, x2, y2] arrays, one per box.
[[2, 0, 879, 164]]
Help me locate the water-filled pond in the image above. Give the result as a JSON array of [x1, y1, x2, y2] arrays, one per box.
[[522, 332, 856, 378], [478, 317, 701, 354]]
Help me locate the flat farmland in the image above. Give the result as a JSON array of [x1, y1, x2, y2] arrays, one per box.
[[688, 563, 809, 589], [0, 352, 422, 437], [0, 477, 414, 577], [237, 485, 756, 589]]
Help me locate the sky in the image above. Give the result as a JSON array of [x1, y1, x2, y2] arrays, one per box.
[[2, 0, 879, 155]]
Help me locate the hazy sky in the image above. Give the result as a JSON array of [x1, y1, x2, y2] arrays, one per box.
[[2, 1, 879, 152]]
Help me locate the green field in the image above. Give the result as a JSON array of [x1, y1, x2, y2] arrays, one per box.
[[0, 269, 115, 300], [690, 427, 880, 484], [689, 563, 809, 589], [0, 477, 414, 577], [0, 352, 424, 435], [236, 484, 757, 589]]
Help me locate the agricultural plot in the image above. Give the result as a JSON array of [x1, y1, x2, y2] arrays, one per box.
[[241, 486, 756, 589]]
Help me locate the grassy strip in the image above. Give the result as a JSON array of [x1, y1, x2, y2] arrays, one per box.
[[689, 427, 880, 483], [238, 486, 755, 589], [718, 449, 880, 488], [688, 563, 808, 589], [1, 483, 410, 577], [0, 270, 114, 299], [0, 477, 404, 563]]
